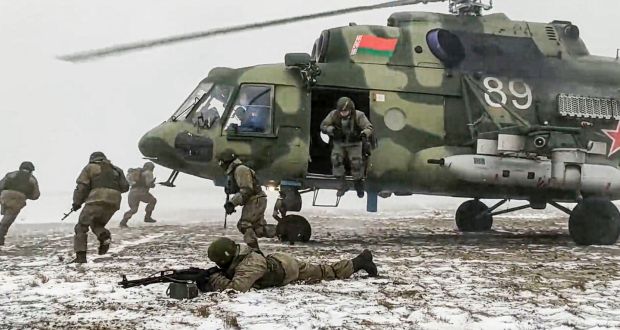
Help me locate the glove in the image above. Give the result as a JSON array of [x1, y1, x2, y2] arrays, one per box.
[[224, 201, 236, 215], [325, 126, 335, 136], [72, 203, 82, 212], [360, 132, 368, 141]]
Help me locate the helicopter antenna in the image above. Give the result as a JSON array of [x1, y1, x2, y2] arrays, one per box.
[[449, 0, 492, 16], [58, 0, 446, 63]]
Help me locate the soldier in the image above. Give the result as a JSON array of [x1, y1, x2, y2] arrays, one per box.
[[320, 97, 373, 198], [217, 152, 276, 249], [206, 237, 378, 292], [71, 152, 129, 263], [120, 161, 157, 227], [0, 162, 40, 246]]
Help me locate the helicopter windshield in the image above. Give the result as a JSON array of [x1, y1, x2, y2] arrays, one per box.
[[171, 82, 213, 121], [189, 84, 233, 128]]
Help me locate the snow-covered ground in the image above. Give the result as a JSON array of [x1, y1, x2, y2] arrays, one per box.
[[1, 210, 619, 329]]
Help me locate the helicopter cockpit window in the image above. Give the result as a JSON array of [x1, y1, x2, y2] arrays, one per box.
[[224, 84, 273, 135], [170, 82, 213, 121], [190, 84, 233, 129]]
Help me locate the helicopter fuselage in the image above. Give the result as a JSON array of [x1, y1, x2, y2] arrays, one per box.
[[139, 11, 620, 205]]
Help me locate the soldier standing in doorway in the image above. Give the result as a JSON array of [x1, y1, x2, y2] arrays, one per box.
[[0, 162, 40, 246], [70, 152, 129, 263], [320, 97, 373, 197], [120, 161, 157, 227]]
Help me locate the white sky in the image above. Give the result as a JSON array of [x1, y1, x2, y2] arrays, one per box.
[[0, 0, 618, 222]]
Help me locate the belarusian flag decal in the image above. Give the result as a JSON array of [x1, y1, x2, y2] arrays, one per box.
[[350, 35, 398, 57]]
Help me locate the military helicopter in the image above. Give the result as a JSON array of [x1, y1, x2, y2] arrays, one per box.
[[61, 0, 620, 245]]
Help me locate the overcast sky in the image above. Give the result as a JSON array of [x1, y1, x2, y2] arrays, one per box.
[[0, 0, 618, 222]]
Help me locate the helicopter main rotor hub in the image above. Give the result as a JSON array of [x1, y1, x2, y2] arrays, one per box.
[[449, 0, 493, 16]]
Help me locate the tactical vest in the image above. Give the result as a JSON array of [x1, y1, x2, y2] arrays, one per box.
[[4, 171, 34, 197], [254, 255, 286, 288], [331, 111, 362, 143], [226, 163, 261, 195], [91, 162, 123, 191]]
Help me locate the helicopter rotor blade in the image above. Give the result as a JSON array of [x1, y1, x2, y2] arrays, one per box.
[[58, 0, 446, 63]]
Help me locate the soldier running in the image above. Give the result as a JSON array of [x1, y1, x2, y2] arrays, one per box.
[[217, 152, 276, 249], [120, 161, 157, 227], [71, 152, 129, 263], [206, 237, 378, 292], [320, 96, 373, 198], [0, 162, 40, 246]]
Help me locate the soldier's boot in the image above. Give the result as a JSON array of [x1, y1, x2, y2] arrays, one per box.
[[354, 180, 365, 198], [264, 224, 277, 238], [351, 249, 378, 277], [98, 238, 111, 255], [143, 211, 157, 223], [336, 177, 347, 197], [71, 252, 87, 264], [0, 237, 4, 246], [119, 219, 129, 228]]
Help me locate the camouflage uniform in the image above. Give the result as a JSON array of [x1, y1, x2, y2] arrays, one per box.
[[208, 245, 356, 292], [226, 159, 275, 249], [72, 154, 129, 258], [320, 97, 373, 195], [121, 162, 157, 226], [0, 165, 40, 245]]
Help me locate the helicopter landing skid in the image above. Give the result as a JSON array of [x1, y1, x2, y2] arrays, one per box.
[[159, 170, 179, 187]]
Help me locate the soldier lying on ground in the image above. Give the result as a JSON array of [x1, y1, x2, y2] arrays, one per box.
[[205, 237, 378, 292]]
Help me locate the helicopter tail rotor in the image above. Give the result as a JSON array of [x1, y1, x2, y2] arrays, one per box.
[[58, 0, 447, 63]]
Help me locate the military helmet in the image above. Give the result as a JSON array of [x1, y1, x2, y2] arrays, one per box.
[[143, 161, 155, 170], [208, 237, 238, 268], [336, 97, 355, 112], [19, 161, 35, 172], [217, 150, 237, 169], [89, 151, 107, 162]]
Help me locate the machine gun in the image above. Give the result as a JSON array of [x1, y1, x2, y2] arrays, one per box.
[[119, 266, 222, 299]]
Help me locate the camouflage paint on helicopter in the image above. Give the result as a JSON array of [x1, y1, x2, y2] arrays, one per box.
[[138, 8, 620, 245]]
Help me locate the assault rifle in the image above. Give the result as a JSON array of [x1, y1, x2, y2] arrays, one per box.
[[119, 266, 222, 299]]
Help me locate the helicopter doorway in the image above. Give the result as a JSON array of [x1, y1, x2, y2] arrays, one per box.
[[308, 88, 370, 175]]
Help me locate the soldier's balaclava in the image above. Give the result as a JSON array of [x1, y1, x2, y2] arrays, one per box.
[[336, 97, 354, 118], [19, 161, 35, 172]]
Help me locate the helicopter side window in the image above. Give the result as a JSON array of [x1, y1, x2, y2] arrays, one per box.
[[190, 84, 233, 129], [225, 84, 273, 135]]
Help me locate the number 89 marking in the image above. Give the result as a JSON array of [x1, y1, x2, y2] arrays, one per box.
[[483, 77, 533, 110]]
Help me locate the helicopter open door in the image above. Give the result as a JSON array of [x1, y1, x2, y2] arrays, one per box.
[[308, 88, 371, 175]]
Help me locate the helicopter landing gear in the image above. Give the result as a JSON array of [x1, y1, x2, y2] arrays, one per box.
[[276, 214, 312, 244], [272, 184, 312, 244], [455, 199, 493, 232], [568, 197, 620, 246]]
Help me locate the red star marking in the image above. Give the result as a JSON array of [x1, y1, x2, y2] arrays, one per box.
[[602, 121, 620, 157]]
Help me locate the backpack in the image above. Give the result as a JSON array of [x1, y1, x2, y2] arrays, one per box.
[[126, 168, 143, 186]]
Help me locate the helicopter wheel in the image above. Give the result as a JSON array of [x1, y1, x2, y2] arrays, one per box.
[[569, 197, 620, 245], [276, 214, 312, 244], [455, 199, 493, 232]]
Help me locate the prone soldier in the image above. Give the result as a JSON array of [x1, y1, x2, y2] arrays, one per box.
[[320, 97, 373, 198], [217, 152, 276, 249], [71, 152, 129, 263], [120, 161, 157, 227], [206, 237, 378, 292], [0, 162, 40, 246]]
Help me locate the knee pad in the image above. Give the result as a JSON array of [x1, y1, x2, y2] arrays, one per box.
[[237, 221, 252, 233]]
